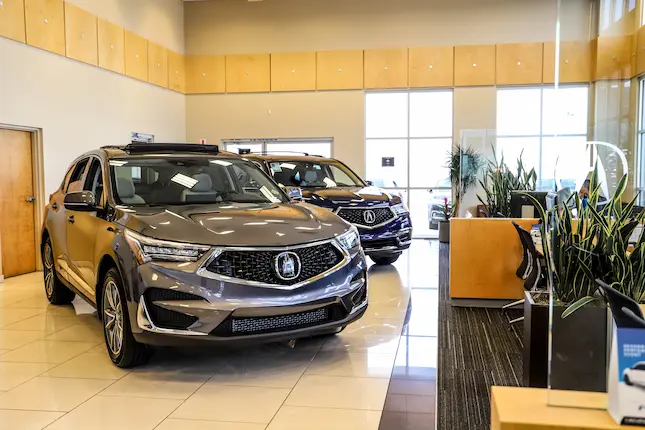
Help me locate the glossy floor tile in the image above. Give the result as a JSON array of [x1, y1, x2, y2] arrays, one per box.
[[0, 240, 439, 430]]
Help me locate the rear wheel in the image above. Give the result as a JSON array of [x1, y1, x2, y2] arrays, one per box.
[[42, 238, 75, 305], [102, 269, 149, 368], [371, 255, 400, 265]]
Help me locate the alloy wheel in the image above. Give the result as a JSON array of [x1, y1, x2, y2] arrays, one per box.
[[43, 242, 55, 298], [103, 280, 124, 356]]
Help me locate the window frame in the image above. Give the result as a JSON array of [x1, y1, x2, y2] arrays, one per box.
[[637, 78, 645, 205], [496, 84, 590, 191]]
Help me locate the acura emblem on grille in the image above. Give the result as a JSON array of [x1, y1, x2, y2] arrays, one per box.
[[274, 251, 301, 280], [363, 210, 376, 224]]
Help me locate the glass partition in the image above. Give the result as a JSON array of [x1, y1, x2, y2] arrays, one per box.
[[544, 0, 640, 410]]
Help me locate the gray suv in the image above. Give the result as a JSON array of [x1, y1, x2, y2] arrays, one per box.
[[41, 144, 367, 367]]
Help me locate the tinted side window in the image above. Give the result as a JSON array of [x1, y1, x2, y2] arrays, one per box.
[[636, 363, 645, 371], [83, 159, 104, 203], [66, 158, 89, 193]]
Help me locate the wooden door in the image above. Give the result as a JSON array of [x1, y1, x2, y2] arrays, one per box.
[[0, 130, 36, 277]]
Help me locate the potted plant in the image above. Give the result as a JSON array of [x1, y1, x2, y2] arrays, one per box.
[[522, 168, 645, 392], [446, 144, 485, 217], [477, 149, 537, 218], [438, 197, 452, 243]]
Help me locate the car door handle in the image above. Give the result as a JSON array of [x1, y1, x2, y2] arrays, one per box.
[[67, 216, 75, 224]]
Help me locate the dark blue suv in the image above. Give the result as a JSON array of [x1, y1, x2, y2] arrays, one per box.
[[245, 154, 412, 264]]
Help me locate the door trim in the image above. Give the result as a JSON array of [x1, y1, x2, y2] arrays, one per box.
[[0, 123, 46, 274]]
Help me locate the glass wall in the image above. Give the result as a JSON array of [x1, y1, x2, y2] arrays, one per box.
[[365, 90, 453, 238]]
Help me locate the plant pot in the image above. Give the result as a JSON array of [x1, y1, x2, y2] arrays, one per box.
[[438, 220, 450, 243], [523, 291, 608, 392]]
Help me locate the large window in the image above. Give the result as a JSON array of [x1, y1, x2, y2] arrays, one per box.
[[365, 90, 453, 238], [496, 86, 589, 191]]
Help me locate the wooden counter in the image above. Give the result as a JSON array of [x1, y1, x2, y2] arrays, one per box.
[[491, 386, 639, 429], [450, 218, 537, 300]]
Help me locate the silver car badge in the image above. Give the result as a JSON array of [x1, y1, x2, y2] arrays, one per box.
[[275, 251, 301, 280], [363, 209, 376, 224]]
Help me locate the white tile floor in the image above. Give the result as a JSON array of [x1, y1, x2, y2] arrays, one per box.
[[0, 241, 439, 430]]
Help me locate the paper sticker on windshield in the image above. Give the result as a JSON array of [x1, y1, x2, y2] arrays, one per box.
[[270, 163, 282, 173], [314, 165, 321, 170]]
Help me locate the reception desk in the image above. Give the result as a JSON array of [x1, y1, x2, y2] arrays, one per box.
[[450, 218, 538, 301], [491, 386, 639, 429]]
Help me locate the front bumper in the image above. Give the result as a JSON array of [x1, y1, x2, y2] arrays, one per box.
[[358, 215, 412, 256], [126, 251, 367, 345]]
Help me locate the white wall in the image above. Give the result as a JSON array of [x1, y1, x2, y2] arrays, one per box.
[[66, 0, 185, 53], [185, 0, 590, 55]]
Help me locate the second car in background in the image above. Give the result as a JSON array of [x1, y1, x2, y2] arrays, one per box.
[[244, 153, 412, 265]]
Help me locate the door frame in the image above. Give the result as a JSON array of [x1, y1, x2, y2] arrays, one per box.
[[0, 123, 46, 277]]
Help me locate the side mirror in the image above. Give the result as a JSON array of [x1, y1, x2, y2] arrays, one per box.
[[285, 186, 303, 201], [366, 180, 373, 186], [64, 191, 97, 211]]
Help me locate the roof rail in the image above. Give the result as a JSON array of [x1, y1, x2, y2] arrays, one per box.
[[122, 143, 220, 154], [238, 149, 325, 157]]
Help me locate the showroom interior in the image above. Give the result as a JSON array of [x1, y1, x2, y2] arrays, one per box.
[[1, 0, 645, 429]]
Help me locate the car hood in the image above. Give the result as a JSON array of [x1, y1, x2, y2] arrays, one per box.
[[301, 186, 401, 207], [116, 202, 350, 247]]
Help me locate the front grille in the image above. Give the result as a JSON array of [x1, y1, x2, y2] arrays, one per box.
[[144, 288, 203, 330], [206, 243, 343, 286], [210, 303, 348, 337], [362, 237, 399, 250], [337, 207, 394, 227]]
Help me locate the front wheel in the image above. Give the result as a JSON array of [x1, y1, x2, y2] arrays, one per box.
[[102, 269, 149, 368], [370, 255, 400, 265], [42, 238, 75, 305], [625, 375, 632, 386]]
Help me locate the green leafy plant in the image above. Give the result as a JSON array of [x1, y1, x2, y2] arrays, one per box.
[[446, 144, 485, 216], [477, 148, 537, 217], [524, 166, 645, 317]]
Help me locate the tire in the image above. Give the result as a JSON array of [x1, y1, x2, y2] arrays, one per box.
[[101, 268, 149, 368], [371, 255, 400, 265], [625, 375, 632, 386], [42, 238, 75, 305]]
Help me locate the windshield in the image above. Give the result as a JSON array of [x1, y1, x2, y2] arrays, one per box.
[[267, 160, 364, 188], [109, 156, 288, 205]]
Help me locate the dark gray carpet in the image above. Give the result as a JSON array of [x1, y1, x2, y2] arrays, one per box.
[[436, 243, 524, 430]]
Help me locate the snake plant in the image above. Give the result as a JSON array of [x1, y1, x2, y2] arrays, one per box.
[[524, 165, 645, 317], [477, 148, 537, 217]]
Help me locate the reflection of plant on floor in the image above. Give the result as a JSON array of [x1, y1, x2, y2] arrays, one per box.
[[477, 148, 537, 218], [446, 144, 485, 216], [524, 166, 645, 317]]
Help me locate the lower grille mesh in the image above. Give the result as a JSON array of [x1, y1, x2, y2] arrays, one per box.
[[232, 308, 329, 334], [144, 288, 203, 330]]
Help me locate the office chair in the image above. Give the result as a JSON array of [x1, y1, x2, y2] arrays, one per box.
[[503, 221, 546, 324]]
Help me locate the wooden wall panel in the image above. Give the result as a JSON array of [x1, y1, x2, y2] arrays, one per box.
[[271, 51, 316, 91], [316, 50, 363, 90], [543, 41, 592, 84], [64, 3, 98, 66], [24, 0, 65, 55], [364, 48, 408, 89], [185, 55, 225, 94], [595, 35, 632, 80], [495, 43, 543, 85], [0, 0, 26, 43], [408, 46, 454, 87], [637, 26, 645, 76], [124, 30, 147, 81], [225, 54, 270, 93], [454, 45, 496, 86], [147, 42, 168, 88], [97, 19, 124, 74], [450, 218, 536, 300], [167, 50, 185, 93]]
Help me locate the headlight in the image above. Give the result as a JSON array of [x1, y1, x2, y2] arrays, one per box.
[[124, 230, 210, 264], [336, 226, 360, 252], [391, 203, 409, 216]]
